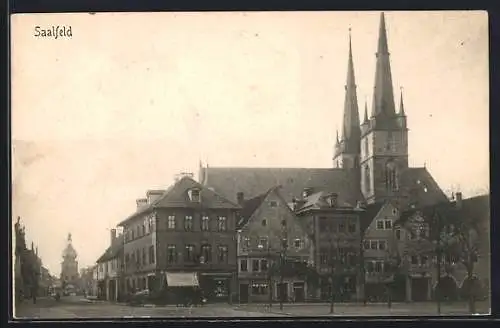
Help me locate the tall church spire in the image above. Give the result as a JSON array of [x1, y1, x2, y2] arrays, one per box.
[[399, 87, 406, 116], [341, 28, 361, 151], [371, 12, 396, 118]]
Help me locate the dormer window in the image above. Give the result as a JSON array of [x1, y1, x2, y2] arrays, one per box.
[[327, 193, 338, 207], [188, 188, 201, 202]]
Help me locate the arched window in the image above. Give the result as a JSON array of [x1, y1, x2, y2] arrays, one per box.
[[386, 160, 398, 191], [386, 131, 393, 151], [364, 165, 371, 193], [364, 138, 369, 156]]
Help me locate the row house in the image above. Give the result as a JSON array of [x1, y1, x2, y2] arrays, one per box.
[[117, 176, 240, 303], [395, 192, 490, 302], [294, 189, 364, 302], [95, 229, 124, 301], [236, 187, 314, 303]]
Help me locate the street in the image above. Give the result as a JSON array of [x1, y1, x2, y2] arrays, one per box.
[[14, 296, 490, 319]]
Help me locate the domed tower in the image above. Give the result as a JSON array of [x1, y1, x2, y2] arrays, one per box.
[[60, 233, 79, 287]]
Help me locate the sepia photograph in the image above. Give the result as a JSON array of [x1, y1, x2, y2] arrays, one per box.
[[11, 11, 490, 319]]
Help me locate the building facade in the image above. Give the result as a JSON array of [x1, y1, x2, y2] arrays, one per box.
[[236, 187, 314, 303], [294, 191, 363, 301], [196, 13, 468, 303], [96, 229, 124, 301], [118, 176, 240, 303]]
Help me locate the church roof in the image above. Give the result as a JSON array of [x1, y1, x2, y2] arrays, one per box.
[[398, 167, 450, 209], [237, 187, 275, 229], [199, 166, 363, 207], [118, 176, 240, 227]]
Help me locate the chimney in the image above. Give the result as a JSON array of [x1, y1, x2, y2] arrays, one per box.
[[136, 198, 147, 210], [110, 229, 116, 246], [237, 192, 245, 205], [302, 187, 314, 198], [455, 192, 462, 209]]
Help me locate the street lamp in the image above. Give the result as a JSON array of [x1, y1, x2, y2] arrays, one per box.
[[258, 243, 272, 309]]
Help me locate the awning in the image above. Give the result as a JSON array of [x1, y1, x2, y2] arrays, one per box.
[[165, 272, 199, 287]]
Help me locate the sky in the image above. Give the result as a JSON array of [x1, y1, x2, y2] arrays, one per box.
[[11, 11, 489, 276]]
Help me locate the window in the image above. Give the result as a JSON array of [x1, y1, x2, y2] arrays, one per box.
[[136, 249, 140, 265], [251, 283, 268, 295], [185, 245, 195, 262], [338, 221, 346, 232], [384, 219, 392, 229], [294, 238, 303, 249], [370, 241, 378, 250], [320, 249, 328, 265], [395, 229, 401, 240], [149, 246, 155, 264], [189, 188, 201, 202], [269, 201, 278, 207], [184, 216, 193, 231], [243, 237, 251, 250], [240, 259, 248, 272], [411, 256, 418, 265], [142, 224, 146, 236], [218, 217, 227, 231], [167, 245, 177, 264], [364, 165, 371, 193], [201, 216, 210, 231], [217, 245, 228, 263], [375, 261, 383, 273], [167, 216, 176, 230], [363, 240, 370, 250], [258, 237, 268, 249], [125, 253, 130, 266], [348, 223, 356, 233], [131, 253, 136, 265], [136, 226, 140, 238], [252, 259, 260, 271], [261, 219, 267, 227], [421, 255, 428, 266], [379, 241, 387, 250], [386, 131, 393, 150], [385, 160, 398, 191], [366, 261, 374, 273], [201, 244, 212, 263], [261, 259, 268, 271], [281, 219, 287, 226], [364, 138, 369, 156], [376, 220, 384, 229], [142, 248, 147, 265]]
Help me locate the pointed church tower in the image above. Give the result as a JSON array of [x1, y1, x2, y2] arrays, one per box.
[[360, 13, 409, 204], [333, 29, 361, 169]]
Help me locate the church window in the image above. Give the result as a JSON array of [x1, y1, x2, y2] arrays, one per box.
[[364, 165, 370, 193], [364, 138, 369, 156], [385, 161, 398, 191]]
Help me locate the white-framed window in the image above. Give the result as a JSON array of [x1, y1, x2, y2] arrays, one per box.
[[218, 216, 227, 231], [240, 259, 248, 272], [370, 240, 378, 250], [384, 219, 392, 229], [167, 216, 176, 230], [242, 237, 251, 250], [294, 238, 303, 249], [269, 201, 278, 207], [201, 216, 210, 231], [184, 216, 193, 231], [258, 237, 268, 249], [376, 220, 384, 229]]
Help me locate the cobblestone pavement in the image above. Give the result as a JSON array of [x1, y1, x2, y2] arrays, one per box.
[[14, 297, 285, 319], [14, 297, 490, 319], [234, 301, 491, 317]]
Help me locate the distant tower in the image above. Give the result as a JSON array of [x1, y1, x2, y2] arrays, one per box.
[[360, 13, 409, 204], [333, 28, 361, 170], [60, 233, 79, 287]]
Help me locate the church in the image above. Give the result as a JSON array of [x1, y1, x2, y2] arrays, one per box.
[[61, 233, 80, 293], [197, 12, 458, 302], [199, 12, 448, 218]]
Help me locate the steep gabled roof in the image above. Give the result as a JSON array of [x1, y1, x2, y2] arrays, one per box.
[[96, 235, 124, 263], [398, 167, 450, 209], [237, 187, 274, 229], [359, 201, 385, 234], [199, 166, 363, 207], [118, 176, 240, 227], [397, 194, 490, 227]]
